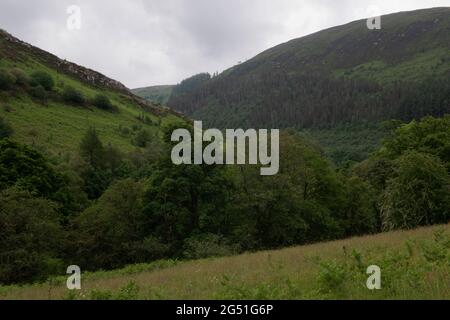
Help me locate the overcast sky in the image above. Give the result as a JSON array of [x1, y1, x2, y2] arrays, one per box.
[[0, 0, 448, 88]]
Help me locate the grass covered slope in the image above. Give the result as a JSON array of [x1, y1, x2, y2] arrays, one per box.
[[0, 30, 184, 158], [1, 223, 449, 300]]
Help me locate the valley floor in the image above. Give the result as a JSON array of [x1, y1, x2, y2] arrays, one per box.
[[1, 224, 449, 300]]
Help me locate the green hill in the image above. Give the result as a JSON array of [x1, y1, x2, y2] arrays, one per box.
[[1, 223, 449, 300], [0, 29, 184, 158], [132, 85, 174, 105], [167, 7, 450, 164], [169, 7, 450, 126]]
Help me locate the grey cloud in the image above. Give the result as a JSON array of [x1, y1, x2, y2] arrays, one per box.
[[0, 0, 448, 88]]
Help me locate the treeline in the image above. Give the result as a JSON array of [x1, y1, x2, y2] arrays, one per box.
[[168, 71, 450, 129], [1, 115, 450, 284], [354, 116, 450, 229]]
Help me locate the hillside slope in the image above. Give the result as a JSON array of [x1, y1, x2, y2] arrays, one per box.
[[168, 7, 450, 130], [1, 223, 449, 300], [0, 29, 184, 157], [132, 85, 174, 105]]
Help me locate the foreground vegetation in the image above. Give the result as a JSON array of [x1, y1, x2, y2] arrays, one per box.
[[1, 113, 450, 288], [0, 224, 449, 300]]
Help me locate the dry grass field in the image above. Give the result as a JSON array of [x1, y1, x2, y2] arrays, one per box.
[[1, 223, 449, 300]]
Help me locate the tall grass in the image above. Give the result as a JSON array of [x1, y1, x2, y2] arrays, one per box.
[[0, 224, 449, 300]]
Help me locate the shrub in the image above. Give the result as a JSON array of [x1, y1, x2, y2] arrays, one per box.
[[88, 281, 140, 300], [89, 289, 113, 300], [3, 105, 13, 112], [119, 126, 131, 136], [0, 117, 13, 138], [30, 71, 54, 91], [115, 281, 140, 300], [92, 94, 114, 110], [10, 68, 29, 86], [137, 113, 154, 125], [317, 260, 348, 293], [132, 128, 151, 148], [139, 236, 171, 260], [182, 234, 237, 260], [62, 86, 85, 105], [0, 69, 16, 90], [0, 139, 65, 197], [29, 84, 48, 100]]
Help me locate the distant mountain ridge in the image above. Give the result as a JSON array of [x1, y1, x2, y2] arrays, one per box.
[[132, 85, 174, 105], [166, 7, 450, 129]]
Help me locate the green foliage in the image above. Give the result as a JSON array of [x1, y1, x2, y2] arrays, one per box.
[[357, 116, 450, 231], [382, 116, 450, 163], [313, 230, 450, 299], [89, 289, 113, 300], [62, 86, 86, 105], [229, 131, 371, 249], [318, 261, 348, 293], [132, 128, 151, 147], [380, 151, 450, 230], [0, 139, 65, 198], [340, 176, 379, 235], [79, 127, 104, 168], [92, 94, 114, 111], [30, 71, 54, 91], [0, 116, 13, 138], [143, 148, 234, 252], [119, 125, 131, 136], [0, 69, 16, 90], [87, 281, 140, 300], [78, 128, 125, 199], [10, 68, 29, 86], [170, 73, 210, 98], [115, 281, 140, 300], [301, 122, 387, 166], [182, 234, 238, 260], [0, 188, 64, 284], [28, 84, 48, 100], [0, 139, 87, 218], [214, 229, 450, 300], [73, 179, 156, 270]]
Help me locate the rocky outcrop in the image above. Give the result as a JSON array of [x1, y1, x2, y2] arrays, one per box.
[[0, 29, 190, 119], [55, 59, 129, 93]]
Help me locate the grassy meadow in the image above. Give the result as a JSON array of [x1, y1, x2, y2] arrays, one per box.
[[1, 223, 449, 300]]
